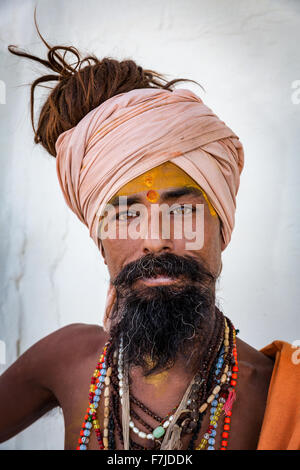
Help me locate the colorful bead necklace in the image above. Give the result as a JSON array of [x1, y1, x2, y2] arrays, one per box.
[[127, 320, 237, 450], [77, 314, 238, 450], [77, 344, 109, 450], [195, 327, 238, 449], [120, 309, 228, 447]]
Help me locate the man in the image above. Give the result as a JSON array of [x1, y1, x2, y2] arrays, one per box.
[[0, 85, 299, 451]]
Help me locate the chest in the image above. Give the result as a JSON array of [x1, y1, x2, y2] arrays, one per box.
[[59, 359, 270, 450]]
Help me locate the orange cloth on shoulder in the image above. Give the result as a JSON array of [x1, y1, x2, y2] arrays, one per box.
[[257, 340, 300, 450]]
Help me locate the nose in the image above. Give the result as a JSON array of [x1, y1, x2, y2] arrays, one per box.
[[141, 205, 173, 255], [142, 237, 173, 255]]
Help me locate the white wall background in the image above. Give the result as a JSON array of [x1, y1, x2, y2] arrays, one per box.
[[0, 0, 299, 449]]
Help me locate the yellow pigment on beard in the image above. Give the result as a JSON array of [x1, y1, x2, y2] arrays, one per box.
[[144, 370, 169, 396], [143, 356, 169, 395], [113, 161, 217, 216]]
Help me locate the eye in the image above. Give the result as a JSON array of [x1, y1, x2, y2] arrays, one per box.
[[170, 205, 194, 215], [117, 209, 140, 221]]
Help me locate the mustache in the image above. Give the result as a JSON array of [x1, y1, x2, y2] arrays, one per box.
[[112, 253, 216, 288]]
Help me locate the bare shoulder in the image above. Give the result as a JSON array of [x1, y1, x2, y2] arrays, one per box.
[[23, 323, 109, 392], [0, 323, 108, 443], [236, 337, 275, 380], [43, 322, 108, 353], [44, 322, 108, 361]]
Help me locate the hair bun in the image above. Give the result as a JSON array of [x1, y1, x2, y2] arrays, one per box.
[[8, 13, 199, 157]]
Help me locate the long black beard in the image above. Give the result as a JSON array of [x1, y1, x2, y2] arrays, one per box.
[[109, 253, 217, 376]]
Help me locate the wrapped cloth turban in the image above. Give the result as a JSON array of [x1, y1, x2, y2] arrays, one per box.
[[55, 88, 244, 251]]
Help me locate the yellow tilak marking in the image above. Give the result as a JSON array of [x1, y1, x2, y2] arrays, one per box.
[[144, 175, 153, 188], [112, 161, 217, 217], [198, 188, 217, 217]]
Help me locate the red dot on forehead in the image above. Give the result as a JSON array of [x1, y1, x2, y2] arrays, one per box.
[[146, 190, 160, 202]]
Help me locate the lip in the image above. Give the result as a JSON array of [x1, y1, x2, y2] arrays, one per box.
[[139, 275, 181, 286]]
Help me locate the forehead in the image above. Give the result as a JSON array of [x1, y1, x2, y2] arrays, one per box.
[[109, 162, 217, 217], [114, 162, 198, 196]]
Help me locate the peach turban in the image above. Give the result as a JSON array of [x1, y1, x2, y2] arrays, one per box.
[[55, 88, 244, 252]]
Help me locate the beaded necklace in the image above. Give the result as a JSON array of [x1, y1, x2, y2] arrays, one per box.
[[117, 336, 175, 442], [119, 320, 237, 450], [77, 344, 109, 450], [195, 327, 238, 450], [77, 315, 238, 450], [109, 309, 226, 449]]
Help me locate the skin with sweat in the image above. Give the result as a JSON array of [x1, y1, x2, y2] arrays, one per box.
[[0, 162, 274, 450]]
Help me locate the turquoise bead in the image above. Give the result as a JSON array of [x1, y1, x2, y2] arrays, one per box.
[[153, 426, 165, 439]]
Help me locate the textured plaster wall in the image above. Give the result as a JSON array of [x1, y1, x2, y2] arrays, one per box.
[[0, 0, 299, 449]]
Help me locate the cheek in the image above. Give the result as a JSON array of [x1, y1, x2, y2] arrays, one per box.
[[101, 239, 120, 275], [172, 207, 221, 269], [197, 201, 220, 243], [101, 238, 139, 278], [171, 205, 220, 249], [202, 211, 222, 269]]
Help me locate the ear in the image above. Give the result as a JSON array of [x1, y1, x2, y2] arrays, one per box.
[[100, 243, 107, 265]]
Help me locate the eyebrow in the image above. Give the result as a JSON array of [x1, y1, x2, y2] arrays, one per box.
[[160, 186, 203, 202], [109, 187, 203, 207], [109, 195, 142, 207]]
